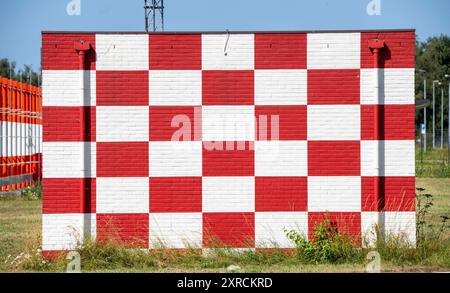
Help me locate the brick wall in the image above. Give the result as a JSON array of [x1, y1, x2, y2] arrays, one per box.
[[41, 30, 416, 252]]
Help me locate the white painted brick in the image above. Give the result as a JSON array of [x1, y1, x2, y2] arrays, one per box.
[[202, 106, 255, 141], [42, 70, 96, 106], [96, 106, 149, 142], [96, 34, 149, 70], [149, 70, 201, 105], [42, 214, 84, 250], [202, 34, 254, 70], [307, 33, 361, 69], [361, 140, 415, 176], [96, 177, 149, 213], [255, 141, 307, 176], [385, 212, 416, 245], [307, 105, 360, 140], [202, 176, 255, 212], [361, 212, 379, 247], [360, 69, 415, 104], [43, 142, 96, 178], [254, 70, 307, 105], [255, 212, 308, 248], [149, 141, 202, 177], [149, 213, 202, 248], [308, 176, 361, 212]]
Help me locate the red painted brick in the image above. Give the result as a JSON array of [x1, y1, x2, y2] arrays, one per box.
[[255, 106, 307, 140], [255, 33, 307, 69], [150, 177, 202, 213], [361, 32, 415, 68], [361, 105, 415, 140], [96, 213, 149, 248], [42, 33, 96, 70], [97, 71, 149, 106], [203, 141, 254, 176], [43, 178, 96, 213], [361, 176, 415, 212], [256, 177, 307, 212], [96, 142, 149, 177], [202, 70, 254, 105], [43, 106, 95, 142], [308, 69, 360, 104], [308, 141, 361, 176], [203, 213, 255, 248], [149, 34, 201, 69]]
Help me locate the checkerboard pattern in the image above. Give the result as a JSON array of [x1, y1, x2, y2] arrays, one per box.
[[41, 31, 416, 252]]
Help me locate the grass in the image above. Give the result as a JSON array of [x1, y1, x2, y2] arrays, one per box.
[[416, 148, 450, 178], [0, 176, 449, 272]]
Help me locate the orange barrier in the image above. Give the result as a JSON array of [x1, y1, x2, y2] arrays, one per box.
[[0, 77, 42, 191]]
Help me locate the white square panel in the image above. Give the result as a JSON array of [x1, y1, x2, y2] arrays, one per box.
[[202, 176, 255, 212], [149, 141, 202, 177], [202, 106, 255, 141], [202, 34, 254, 70], [96, 106, 149, 142], [307, 33, 361, 69], [42, 70, 96, 106], [43, 142, 96, 178], [255, 212, 308, 248], [96, 177, 149, 213], [307, 105, 360, 140], [360, 68, 415, 105], [361, 140, 415, 176], [254, 70, 307, 105], [42, 214, 86, 250], [96, 34, 149, 70], [149, 70, 202, 105], [308, 176, 361, 212], [149, 213, 202, 248], [361, 211, 379, 247], [255, 141, 307, 176], [385, 212, 416, 245]]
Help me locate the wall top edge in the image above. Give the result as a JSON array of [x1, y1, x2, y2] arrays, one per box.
[[41, 29, 416, 35]]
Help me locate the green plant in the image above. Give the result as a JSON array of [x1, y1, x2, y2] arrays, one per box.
[[285, 216, 363, 264], [415, 187, 450, 258], [20, 183, 42, 200]]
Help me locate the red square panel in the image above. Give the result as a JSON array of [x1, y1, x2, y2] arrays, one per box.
[[361, 31, 415, 68], [150, 177, 202, 212], [308, 212, 361, 241], [149, 106, 201, 141], [255, 106, 307, 140], [308, 70, 360, 104], [361, 105, 415, 140], [96, 213, 149, 248], [97, 71, 149, 106], [43, 106, 95, 142], [203, 141, 254, 176], [203, 213, 255, 248], [97, 142, 149, 177], [202, 70, 254, 105], [308, 141, 360, 176], [42, 33, 96, 70], [361, 176, 415, 212], [149, 34, 201, 70], [43, 178, 96, 213], [255, 177, 307, 212], [255, 33, 307, 69]]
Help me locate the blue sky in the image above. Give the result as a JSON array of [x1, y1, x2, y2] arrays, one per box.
[[0, 0, 449, 71]]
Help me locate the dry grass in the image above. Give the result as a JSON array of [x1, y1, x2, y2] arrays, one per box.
[[0, 177, 449, 272]]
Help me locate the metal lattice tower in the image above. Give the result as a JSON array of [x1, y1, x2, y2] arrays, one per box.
[[144, 0, 164, 32]]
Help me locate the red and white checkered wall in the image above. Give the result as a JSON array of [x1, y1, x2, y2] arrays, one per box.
[[41, 30, 416, 252]]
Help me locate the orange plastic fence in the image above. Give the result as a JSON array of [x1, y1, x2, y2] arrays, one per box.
[[0, 77, 42, 191]]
